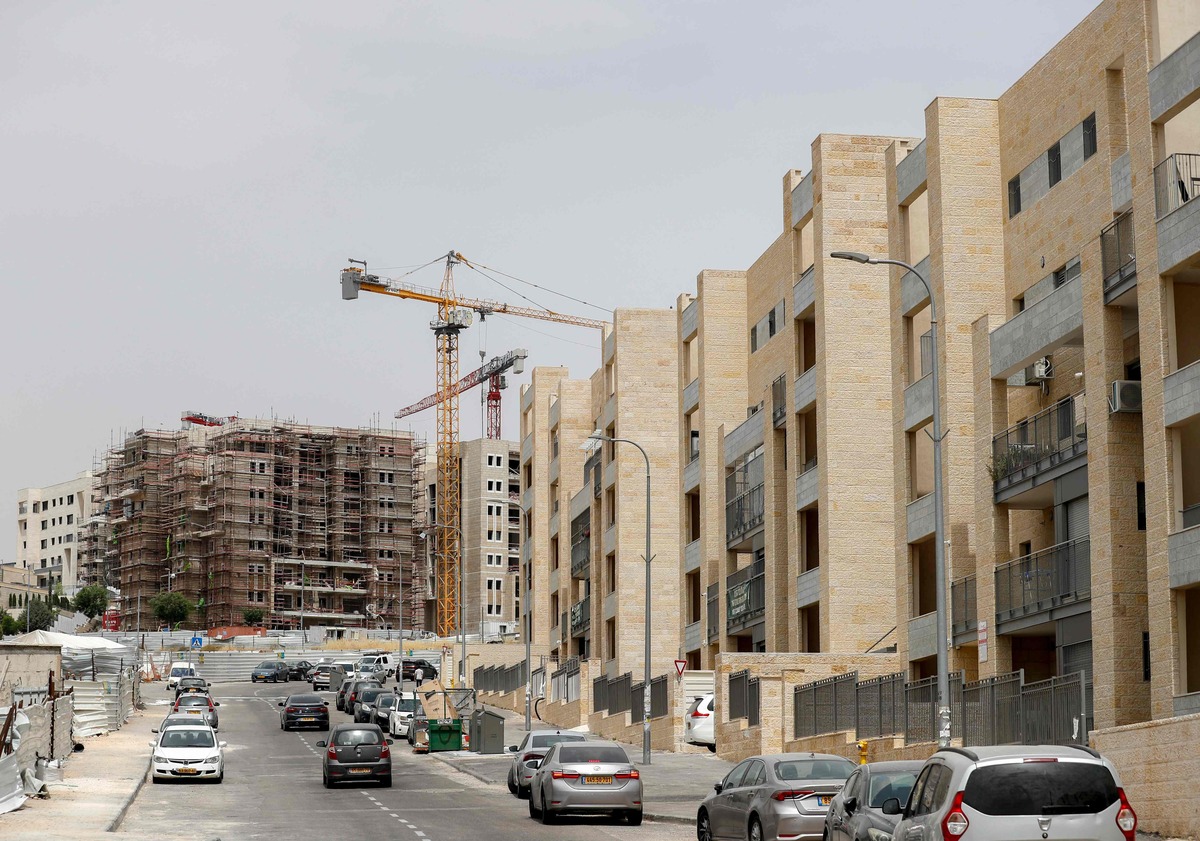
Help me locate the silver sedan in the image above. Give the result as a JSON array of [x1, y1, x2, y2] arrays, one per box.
[[527, 740, 643, 825]]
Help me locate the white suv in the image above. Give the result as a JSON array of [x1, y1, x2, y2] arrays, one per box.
[[886, 745, 1136, 841]]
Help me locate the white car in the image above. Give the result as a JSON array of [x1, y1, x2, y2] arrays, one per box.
[[684, 694, 716, 751], [387, 691, 420, 737], [149, 724, 226, 783], [165, 661, 196, 690]]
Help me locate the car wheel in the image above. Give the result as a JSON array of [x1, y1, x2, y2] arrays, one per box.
[[215, 770, 224, 784], [528, 790, 541, 819], [540, 789, 556, 825], [380, 775, 392, 788], [626, 810, 643, 826], [748, 816, 764, 841], [322, 772, 331, 789], [697, 808, 713, 841], [280, 720, 285, 730], [151, 776, 162, 785], [707, 743, 716, 753], [517, 783, 530, 800], [507, 773, 518, 796]]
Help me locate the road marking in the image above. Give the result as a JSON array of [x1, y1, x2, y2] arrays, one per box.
[[390, 813, 398, 818]]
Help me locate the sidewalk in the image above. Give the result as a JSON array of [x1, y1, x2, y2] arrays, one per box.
[[428, 703, 732, 824], [2, 707, 150, 841]]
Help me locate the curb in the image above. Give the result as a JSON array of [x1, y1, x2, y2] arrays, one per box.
[[644, 812, 694, 826], [427, 753, 501, 786], [104, 756, 151, 833]]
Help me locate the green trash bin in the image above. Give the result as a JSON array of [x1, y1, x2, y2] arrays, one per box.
[[427, 719, 463, 752]]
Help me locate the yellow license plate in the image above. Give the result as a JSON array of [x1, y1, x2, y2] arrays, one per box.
[[584, 775, 613, 784], [348, 768, 372, 774], [185, 710, 202, 715], [300, 717, 316, 721], [818, 796, 832, 806], [176, 767, 198, 775]]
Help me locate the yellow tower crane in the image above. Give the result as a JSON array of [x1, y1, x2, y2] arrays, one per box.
[[341, 252, 607, 639]]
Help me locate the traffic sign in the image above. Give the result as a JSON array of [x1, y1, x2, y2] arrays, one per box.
[[190, 636, 202, 650], [674, 659, 687, 678]]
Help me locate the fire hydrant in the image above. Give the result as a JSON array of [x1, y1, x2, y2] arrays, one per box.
[[857, 739, 869, 764]]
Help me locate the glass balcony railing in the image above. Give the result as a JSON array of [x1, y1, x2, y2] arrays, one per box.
[[726, 484, 765, 543], [1100, 209, 1136, 293], [706, 583, 719, 643]]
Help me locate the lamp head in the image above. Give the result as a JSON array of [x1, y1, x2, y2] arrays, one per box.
[[830, 251, 874, 264]]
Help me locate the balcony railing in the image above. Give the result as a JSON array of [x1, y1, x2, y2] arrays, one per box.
[[1182, 502, 1200, 530], [570, 536, 590, 578], [688, 434, 700, 463], [990, 394, 1086, 486], [1100, 209, 1136, 293], [920, 330, 933, 378], [951, 575, 977, 636], [706, 583, 719, 643], [726, 483, 765, 543], [570, 597, 590, 634], [1154, 152, 1200, 219], [726, 560, 766, 631], [771, 375, 787, 427], [995, 537, 1091, 622]]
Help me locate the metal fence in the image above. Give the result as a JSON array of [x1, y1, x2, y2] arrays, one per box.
[[771, 375, 787, 426], [550, 657, 580, 703], [474, 661, 526, 694], [706, 584, 719, 643], [995, 537, 1090, 621], [990, 394, 1085, 485], [962, 671, 1023, 746], [1100, 209, 1136, 292], [631, 680, 645, 722], [1021, 672, 1088, 745], [903, 672, 964, 745], [727, 559, 766, 632], [725, 484, 765, 543], [650, 675, 669, 719], [951, 575, 978, 636], [794, 672, 857, 738], [1154, 151, 1200, 219], [593, 672, 631, 716], [748, 676, 761, 727], [855, 672, 905, 739], [729, 669, 749, 720]]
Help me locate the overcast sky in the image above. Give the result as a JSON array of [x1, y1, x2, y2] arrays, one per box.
[[2, 0, 1099, 555]]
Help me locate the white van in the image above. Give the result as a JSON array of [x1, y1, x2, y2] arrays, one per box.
[[166, 661, 197, 689], [357, 653, 396, 678]]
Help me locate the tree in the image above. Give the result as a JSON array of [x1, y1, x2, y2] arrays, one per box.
[[1, 612, 21, 636], [73, 585, 110, 618], [150, 592, 192, 627], [22, 598, 55, 631], [242, 607, 265, 626]]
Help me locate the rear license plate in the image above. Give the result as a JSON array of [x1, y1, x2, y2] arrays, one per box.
[[176, 767, 198, 775], [185, 710, 202, 715], [348, 767, 372, 775], [818, 796, 832, 806], [584, 775, 613, 785], [300, 717, 316, 722]]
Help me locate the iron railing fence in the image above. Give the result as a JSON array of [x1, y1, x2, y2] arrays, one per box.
[[771, 375, 787, 426], [570, 597, 590, 633], [631, 680, 645, 722], [1021, 672, 1088, 745], [726, 559, 766, 631], [995, 537, 1091, 621], [794, 671, 857, 739], [706, 584, 720, 643], [855, 672, 905, 739], [725, 484, 765, 543], [962, 671, 1023, 746], [748, 676, 761, 727], [990, 394, 1085, 485], [903, 672, 965, 746], [1100, 209, 1136, 292], [593, 674, 608, 713], [951, 575, 978, 636], [1183, 502, 1200, 530], [729, 669, 750, 720], [570, 513, 591, 578], [650, 674, 669, 719], [1154, 152, 1200, 219], [596, 672, 631, 716], [550, 657, 579, 703], [920, 330, 933, 378]]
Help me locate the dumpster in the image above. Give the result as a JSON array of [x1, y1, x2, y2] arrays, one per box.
[[471, 709, 506, 754], [427, 718, 463, 752]]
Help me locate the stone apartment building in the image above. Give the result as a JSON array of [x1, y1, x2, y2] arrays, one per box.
[[15, 472, 96, 597], [456, 438, 522, 639]]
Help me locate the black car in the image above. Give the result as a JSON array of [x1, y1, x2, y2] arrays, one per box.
[[400, 659, 438, 681], [317, 724, 392, 788], [372, 692, 398, 730], [825, 760, 922, 841], [284, 660, 315, 681], [278, 693, 330, 731], [174, 677, 210, 699], [338, 679, 382, 713], [353, 687, 389, 723], [251, 661, 290, 683]]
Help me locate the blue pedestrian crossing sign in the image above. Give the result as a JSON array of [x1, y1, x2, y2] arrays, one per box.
[[191, 636, 203, 650]]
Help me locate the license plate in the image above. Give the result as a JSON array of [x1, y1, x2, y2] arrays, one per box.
[[818, 796, 832, 806], [186, 710, 202, 715], [584, 775, 613, 785], [176, 767, 198, 775], [348, 767, 372, 775], [300, 717, 316, 722]]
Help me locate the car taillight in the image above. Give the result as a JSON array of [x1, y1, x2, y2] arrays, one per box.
[[615, 770, 640, 779], [690, 710, 710, 718], [521, 752, 543, 763], [285, 707, 298, 713], [380, 742, 391, 759], [1115, 788, 1136, 840], [940, 791, 968, 840], [771, 789, 813, 801], [551, 770, 579, 779]]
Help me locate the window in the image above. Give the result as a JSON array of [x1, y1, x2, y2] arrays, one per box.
[[1082, 113, 1097, 159], [1137, 482, 1146, 531], [41, 520, 47, 530], [379, 497, 395, 509], [40, 539, 47, 549], [32, 502, 39, 513], [962, 762, 1118, 816], [66, 514, 73, 524], [379, 472, 394, 484], [767, 308, 776, 337], [749, 326, 758, 353], [1053, 258, 1081, 288], [67, 494, 74, 504], [378, 521, 394, 534], [1047, 142, 1061, 187], [378, 549, 394, 559], [1008, 176, 1021, 217]]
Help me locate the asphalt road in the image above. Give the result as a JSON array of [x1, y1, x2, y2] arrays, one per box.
[[121, 679, 693, 841]]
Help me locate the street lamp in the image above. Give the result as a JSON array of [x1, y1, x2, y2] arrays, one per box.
[[830, 250, 951, 748], [425, 521, 466, 687], [583, 428, 654, 765]]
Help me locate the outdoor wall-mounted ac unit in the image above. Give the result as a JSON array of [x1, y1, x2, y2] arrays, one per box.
[[1030, 356, 1053, 381], [1110, 380, 1143, 413]]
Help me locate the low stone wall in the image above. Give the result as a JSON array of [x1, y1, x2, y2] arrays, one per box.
[[1091, 712, 1200, 838], [542, 698, 580, 729], [782, 729, 940, 764]]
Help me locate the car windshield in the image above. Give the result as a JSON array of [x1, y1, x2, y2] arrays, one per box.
[[774, 759, 855, 781], [962, 762, 1119, 816], [869, 771, 919, 808], [170, 667, 191, 676], [558, 746, 629, 764], [531, 733, 587, 748], [177, 696, 208, 707], [394, 698, 418, 712], [359, 689, 385, 703], [333, 729, 382, 747], [160, 729, 215, 748], [376, 695, 396, 709], [256, 661, 277, 669]]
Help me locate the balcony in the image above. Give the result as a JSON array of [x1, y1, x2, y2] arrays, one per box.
[[795, 566, 819, 609], [896, 139, 927, 205], [904, 373, 933, 431], [951, 574, 977, 641], [901, 256, 932, 316], [683, 378, 699, 415], [994, 537, 1091, 628], [521, 433, 533, 464], [726, 560, 766, 634], [684, 538, 701, 573], [570, 534, 590, 579], [1168, 518, 1200, 588], [793, 264, 815, 316], [771, 375, 787, 428], [794, 365, 816, 413], [907, 492, 935, 542], [991, 394, 1087, 505], [726, 483, 765, 546], [907, 612, 938, 662], [684, 619, 702, 652], [706, 583, 719, 643], [1149, 30, 1200, 124], [683, 457, 701, 494], [682, 298, 698, 341], [1154, 153, 1200, 274], [1100, 210, 1137, 306], [795, 459, 818, 511], [1165, 360, 1200, 428], [570, 597, 590, 635], [790, 172, 814, 227], [989, 275, 1083, 381]]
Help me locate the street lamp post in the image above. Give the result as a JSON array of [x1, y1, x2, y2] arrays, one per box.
[[585, 429, 653, 765], [831, 251, 951, 748]]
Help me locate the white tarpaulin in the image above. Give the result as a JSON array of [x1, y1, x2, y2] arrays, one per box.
[[0, 753, 25, 815], [3, 631, 134, 679]]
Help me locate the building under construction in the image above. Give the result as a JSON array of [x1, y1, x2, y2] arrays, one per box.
[[91, 418, 428, 632]]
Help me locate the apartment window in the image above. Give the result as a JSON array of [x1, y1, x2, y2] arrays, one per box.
[[1052, 258, 1081, 288], [249, 540, 266, 551], [605, 553, 617, 594], [486, 577, 503, 616], [247, 590, 265, 603], [32, 502, 39, 513], [1082, 113, 1097, 159], [749, 327, 758, 353], [1008, 176, 1021, 217], [378, 521, 394, 534], [378, 549, 394, 559], [248, 563, 266, 574], [1137, 482, 1146, 531], [40, 539, 47, 550], [379, 497, 395, 509], [41, 520, 47, 530], [1047, 142, 1062, 187], [379, 472, 394, 484], [605, 618, 617, 660], [67, 494, 74, 504], [768, 307, 777, 337]]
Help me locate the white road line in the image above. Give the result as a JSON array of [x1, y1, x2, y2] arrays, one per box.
[[390, 813, 399, 818]]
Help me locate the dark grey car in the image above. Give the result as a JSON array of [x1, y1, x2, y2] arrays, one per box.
[[825, 760, 922, 841], [353, 687, 388, 723], [317, 724, 392, 788]]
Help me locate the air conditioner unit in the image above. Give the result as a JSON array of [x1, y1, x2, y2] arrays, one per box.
[[1031, 357, 1053, 381], [1110, 380, 1143, 413]]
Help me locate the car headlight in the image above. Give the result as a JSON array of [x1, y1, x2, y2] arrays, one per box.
[[866, 828, 893, 841], [203, 755, 221, 765], [153, 754, 169, 763]]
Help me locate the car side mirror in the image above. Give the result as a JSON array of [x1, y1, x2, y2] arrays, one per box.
[[278, 701, 285, 706], [219, 741, 228, 748], [881, 798, 901, 815], [316, 741, 327, 748], [322, 701, 329, 705], [508, 745, 518, 752], [713, 782, 724, 794], [844, 796, 857, 814], [213, 702, 221, 707], [150, 728, 158, 733]]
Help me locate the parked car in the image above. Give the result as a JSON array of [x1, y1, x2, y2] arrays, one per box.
[[250, 661, 290, 683], [317, 724, 393, 788], [357, 653, 396, 678], [278, 692, 330, 731], [173, 693, 221, 730], [506, 729, 589, 798], [400, 658, 439, 682], [387, 691, 420, 738], [527, 740, 642, 825], [685, 694, 716, 751], [165, 661, 196, 689], [310, 665, 334, 691], [149, 724, 226, 783], [353, 687, 389, 723], [696, 752, 855, 841], [339, 679, 383, 714], [372, 692, 398, 729], [825, 760, 923, 841], [886, 745, 1137, 841], [174, 677, 211, 699], [284, 660, 315, 681]]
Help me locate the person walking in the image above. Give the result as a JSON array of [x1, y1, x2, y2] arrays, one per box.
[[414, 665, 424, 687]]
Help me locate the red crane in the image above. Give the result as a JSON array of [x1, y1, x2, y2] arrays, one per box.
[[394, 349, 528, 439]]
